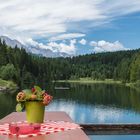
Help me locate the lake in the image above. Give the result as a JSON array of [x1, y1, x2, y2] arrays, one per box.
[[1, 82, 140, 140]]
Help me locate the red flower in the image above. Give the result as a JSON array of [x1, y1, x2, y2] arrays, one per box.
[[31, 88, 35, 93], [43, 95, 53, 105]]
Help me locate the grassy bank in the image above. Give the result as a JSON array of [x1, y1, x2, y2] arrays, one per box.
[[125, 81, 140, 92], [0, 78, 17, 92], [57, 78, 140, 92], [57, 78, 122, 84]]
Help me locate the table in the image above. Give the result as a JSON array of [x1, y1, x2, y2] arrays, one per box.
[[0, 112, 89, 140]]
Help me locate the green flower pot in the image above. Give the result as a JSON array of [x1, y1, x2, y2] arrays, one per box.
[[25, 101, 45, 123]]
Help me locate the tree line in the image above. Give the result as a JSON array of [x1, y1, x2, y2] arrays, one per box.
[[0, 39, 140, 88]]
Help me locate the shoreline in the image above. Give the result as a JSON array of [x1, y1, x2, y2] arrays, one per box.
[[55, 79, 140, 92], [0, 78, 18, 93], [56, 79, 122, 84]]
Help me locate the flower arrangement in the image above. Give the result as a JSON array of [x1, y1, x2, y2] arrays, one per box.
[[16, 86, 53, 112]]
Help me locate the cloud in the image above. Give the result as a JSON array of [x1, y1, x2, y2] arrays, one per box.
[[50, 33, 85, 41], [0, 0, 140, 42], [90, 41, 97, 46], [0, 0, 140, 55], [26, 38, 54, 51], [90, 40, 129, 52], [79, 39, 87, 45], [48, 39, 77, 54], [102, 0, 140, 17], [26, 38, 76, 55]]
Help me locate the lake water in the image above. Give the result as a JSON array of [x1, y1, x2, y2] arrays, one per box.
[[1, 82, 140, 140]]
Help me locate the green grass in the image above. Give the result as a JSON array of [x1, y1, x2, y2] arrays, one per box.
[[125, 81, 140, 92], [0, 78, 17, 91], [57, 78, 140, 92], [57, 78, 122, 84]]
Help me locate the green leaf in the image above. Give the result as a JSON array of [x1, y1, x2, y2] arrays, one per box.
[[22, 89, 32, 95], [36, 94, 43, 100], [16, 103, 24, 112], [34, 86, 42, 92]]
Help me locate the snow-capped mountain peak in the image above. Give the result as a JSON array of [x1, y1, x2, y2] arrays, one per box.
[[0, 36, 70, 57]]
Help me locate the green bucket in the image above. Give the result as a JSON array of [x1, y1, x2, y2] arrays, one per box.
[[25, 101, 45, 123]]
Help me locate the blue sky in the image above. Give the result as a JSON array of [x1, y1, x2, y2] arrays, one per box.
[[0, 0, 140, 56], [78, 12, 140, 54]]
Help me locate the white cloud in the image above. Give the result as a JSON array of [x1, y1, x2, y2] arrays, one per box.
[[90, 41, 97, 46], [79, 39, 87, 45], [25, 38, 76, 55], [50, 33, 85, 41], [102, 0, 140, 17], [0, 0, 140, 43], [26, 38, 39, 46], [0, 0, 139, 55], [90, 40, 129, 52], [26, 38, 54, 51], [48, 39, 76, 54]]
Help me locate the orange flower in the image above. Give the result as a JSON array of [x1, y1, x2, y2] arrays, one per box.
[[16, 92, 26, 102], [30, 94, 37, 100]]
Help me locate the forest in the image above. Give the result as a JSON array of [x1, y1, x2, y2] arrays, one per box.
[[0, 39, 140, 88]]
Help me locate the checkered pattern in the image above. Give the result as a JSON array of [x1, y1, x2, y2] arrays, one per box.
[[0, 121, 81, 138]]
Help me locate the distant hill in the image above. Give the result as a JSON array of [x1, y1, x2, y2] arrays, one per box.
[[0, 36, 70, 58], [0, 36, 24, 49]]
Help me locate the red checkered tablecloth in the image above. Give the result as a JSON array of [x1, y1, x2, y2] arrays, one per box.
[[0, 121, 81, 138]]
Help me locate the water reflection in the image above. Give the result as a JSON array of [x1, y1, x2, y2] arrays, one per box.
[[46, 83, 140, 123], [1, 82, 140, 124], [50, 83, 140, 112], [46, 99, 140, 123], [1, 83, 140, 140], [0, 92, 16, 119]]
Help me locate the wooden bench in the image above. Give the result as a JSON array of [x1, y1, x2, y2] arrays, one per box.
[[0, 111, 89, 140]]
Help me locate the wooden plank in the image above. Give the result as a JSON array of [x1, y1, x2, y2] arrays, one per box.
[[80, 124, 140, 135], [0, 112, 89, 140]]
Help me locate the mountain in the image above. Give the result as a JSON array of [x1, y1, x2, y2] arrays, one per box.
[[0, 36, 70, 57], [0, 36, 24, 49]]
